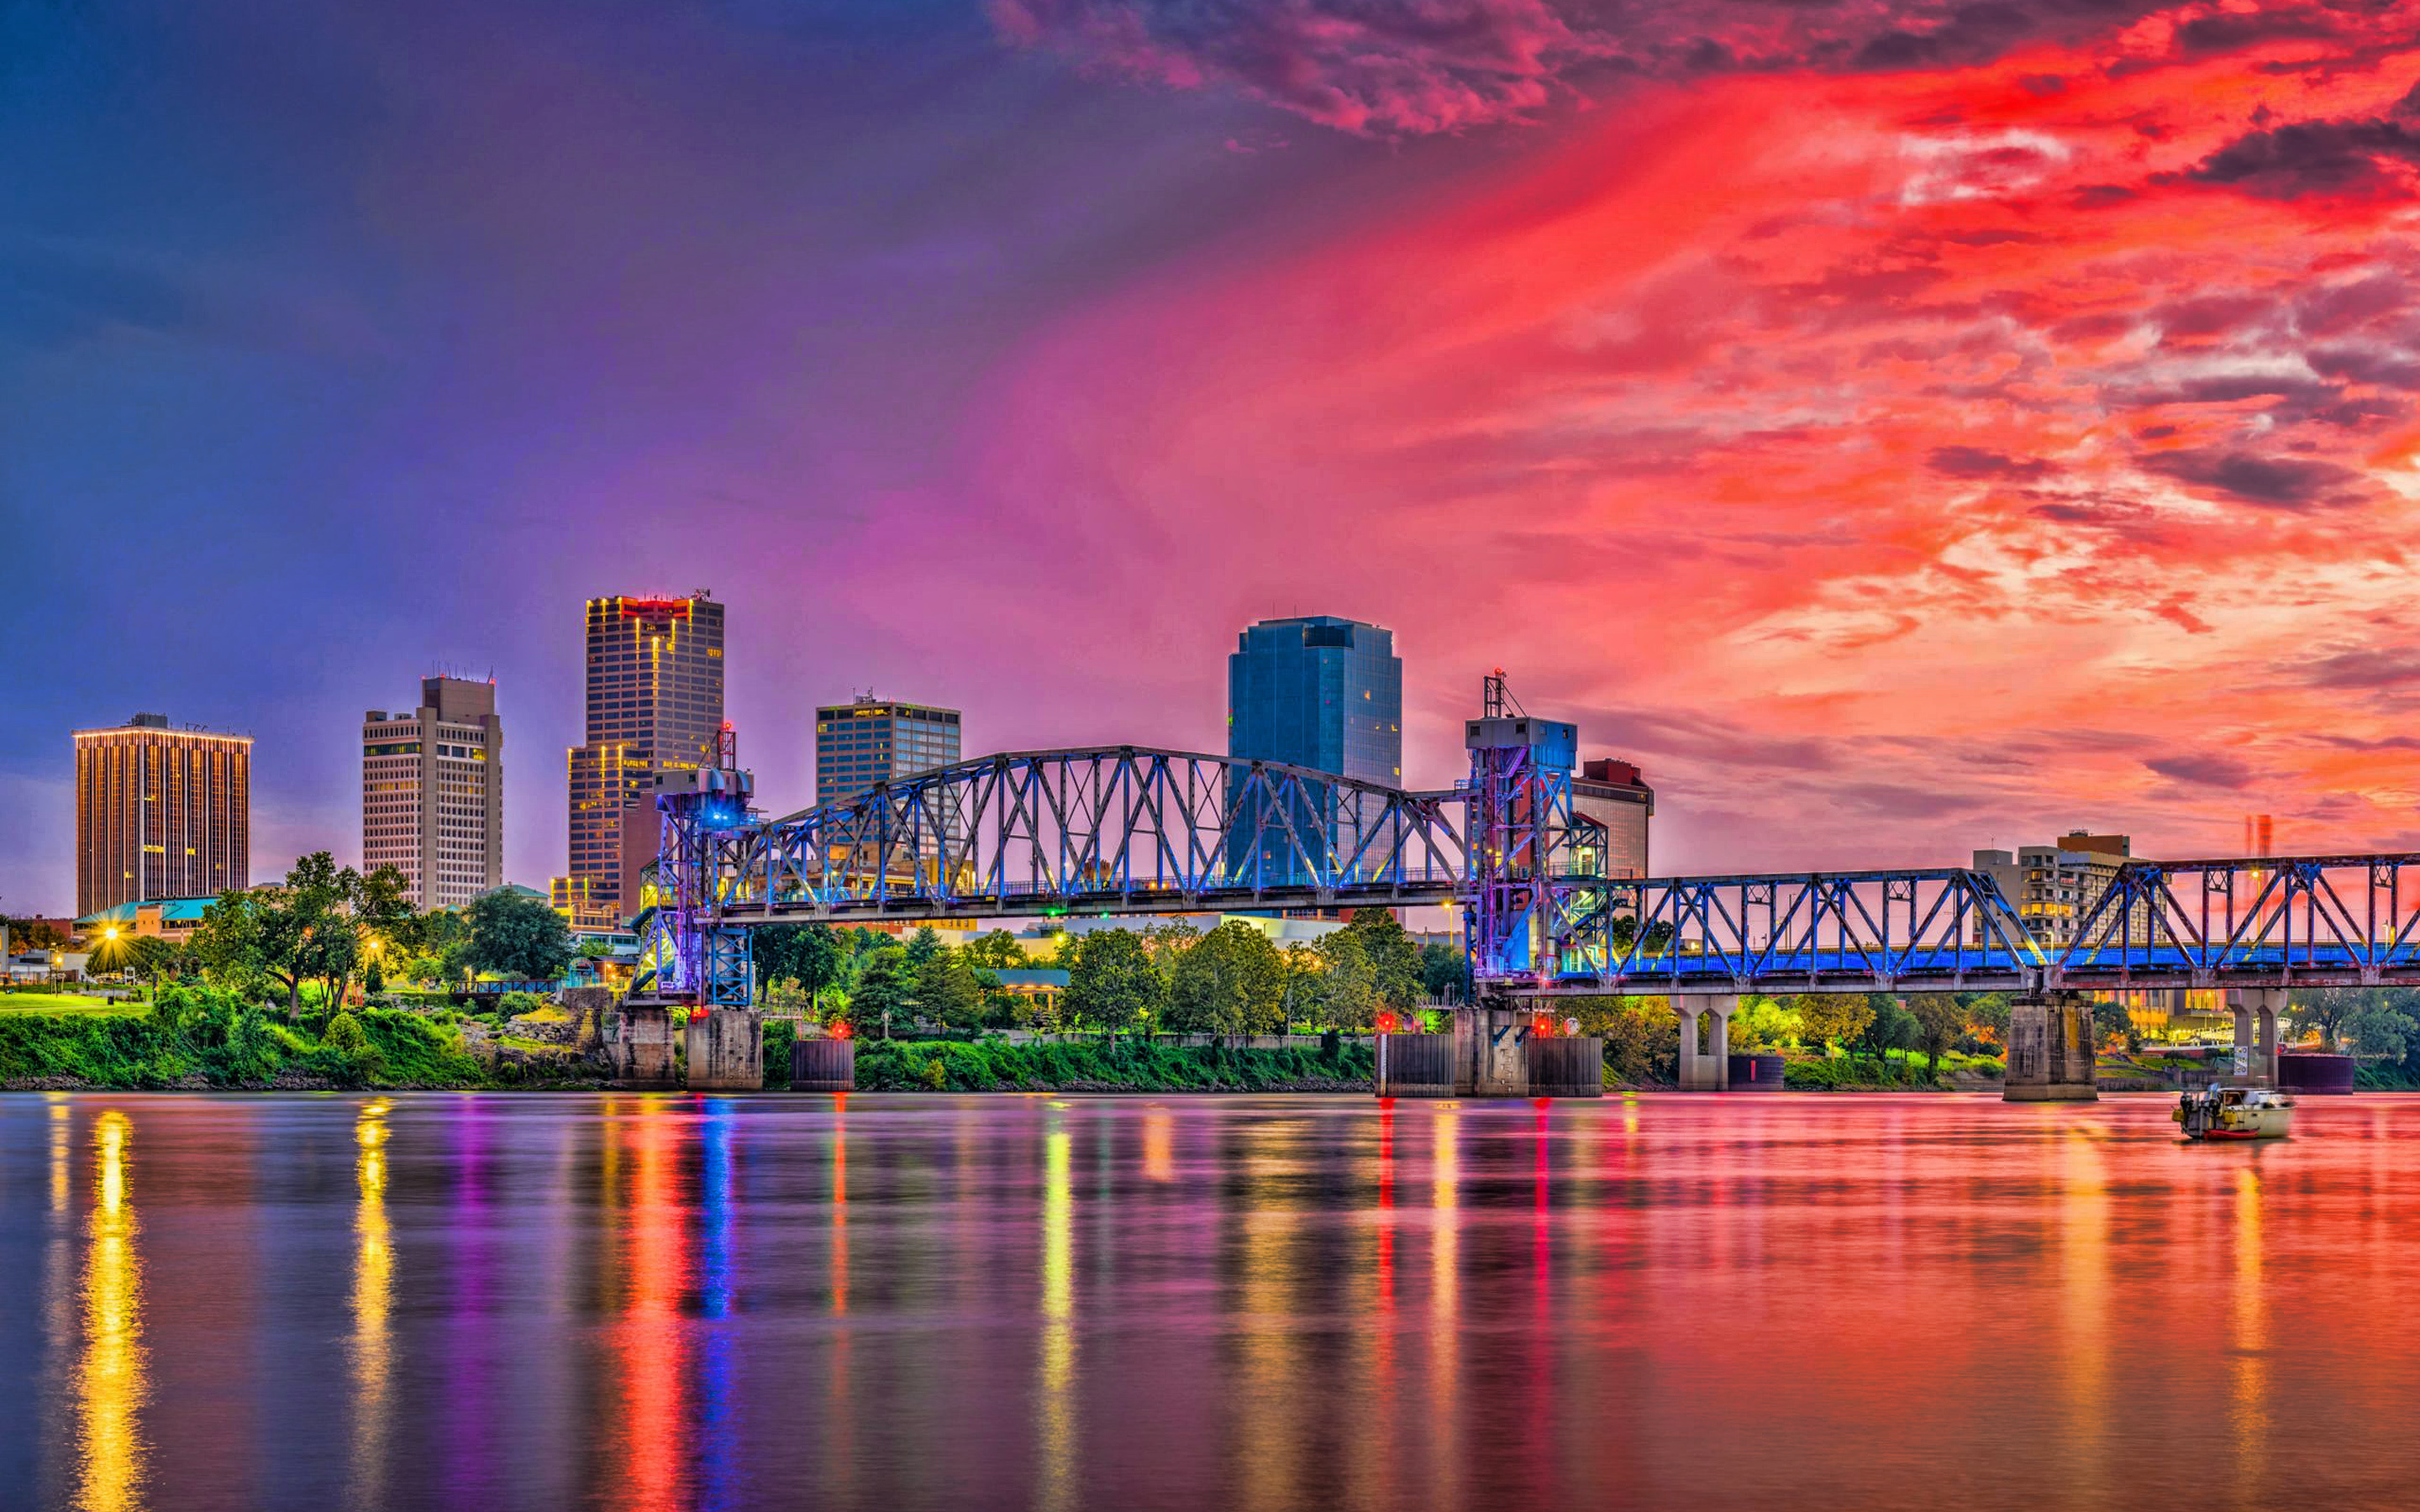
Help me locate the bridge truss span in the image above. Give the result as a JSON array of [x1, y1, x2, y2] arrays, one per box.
[[707, 745, 1470, 924], [2058, 852, 2420, 989], [1527, 868, 2046, 996]]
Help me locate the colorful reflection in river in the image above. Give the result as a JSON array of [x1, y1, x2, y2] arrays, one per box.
[[18, 1093, 2420, 1511], [76, 1109, 145, 1512], [350, 1100, 393, 1509]]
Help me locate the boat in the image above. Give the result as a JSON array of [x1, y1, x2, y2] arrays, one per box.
[[2175, 1085, 2295, 1141]]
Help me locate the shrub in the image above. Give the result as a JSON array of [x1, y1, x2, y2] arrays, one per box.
[[324, 1011, 369, 1053]]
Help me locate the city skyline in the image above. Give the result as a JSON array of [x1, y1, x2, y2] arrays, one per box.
[[10, 2, 2419, 910]]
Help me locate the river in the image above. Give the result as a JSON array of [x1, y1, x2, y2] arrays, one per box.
[[5, 1091, 2418, 1509]]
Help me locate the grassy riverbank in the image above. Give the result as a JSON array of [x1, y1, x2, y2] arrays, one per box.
[[846, 1037, 1376, 1093], [0, 990, 594, 1090]]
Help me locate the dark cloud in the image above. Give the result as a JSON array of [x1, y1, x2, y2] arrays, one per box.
[[988, 0, 2180, 134], [1928, 444, 2049, 480], [2299, 646, 2420, 690], [2144, 753, 2259, 789], [2172, 7, 2345, 55], [2307, 342, 2420, 390], [2136, 446, 2365, 507], [2185, 91, 2420, 201]]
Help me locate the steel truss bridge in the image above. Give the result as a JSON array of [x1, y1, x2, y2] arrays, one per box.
[[648, 736, 2420, 1008]]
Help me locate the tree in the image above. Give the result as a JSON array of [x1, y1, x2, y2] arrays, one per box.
[[191, 855, 350, 1013], [122, 935, 185, 985], [753, 922, 845, 1006], [1726, 995, 1803, 1053], [2350, 1000, 2420, 1059], [7, 919, 67, 952], [1278, 943, 1322, 1032], [2292, 987, 2365, 1050], [1906, 994, 1965, 1077], [2091, 998, 2133, 1052], [1853, 996, 1921, 1070], [463, 887, 574, 980], [1418, 942, 1471, 1005], [1064, 929, 1165, 1032], [963, 929, 1024, 969], [850, 946, 915, 1035], [1141, 921, 1201, 970], [1343, 910, 1423, 1009], [1168, 920, 1286, 1035], [1795, 993, 1872, 1056], [1313, 930, 1378, 1031], [923, 949, 986, 1032]]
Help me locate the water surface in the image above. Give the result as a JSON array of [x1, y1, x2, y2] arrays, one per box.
[[6, 1091, 2418, 1510]]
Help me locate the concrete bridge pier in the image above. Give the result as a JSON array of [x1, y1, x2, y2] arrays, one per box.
[[1677, 994, 1737, 1091], [686, 1008, 764, 1090], [2003, 993, 2097, 1102], [2229, 988, 2283, 1085], [1453, 1000, 1532, 1096]]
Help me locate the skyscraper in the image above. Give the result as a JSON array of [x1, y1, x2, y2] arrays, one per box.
[[1227, 616, 1402, 783], [362, 676, 504, 910], [554, 592, 724, 927], [73, 714, 251, 916], [1225, 617, 1402, 888], [815, 697, 963, 804]]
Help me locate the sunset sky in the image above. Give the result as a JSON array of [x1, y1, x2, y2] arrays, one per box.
[[7, 0, 2420, 906]]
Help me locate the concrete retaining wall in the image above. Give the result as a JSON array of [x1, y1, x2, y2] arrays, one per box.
[[611, 1004, 680, 1089], [1727, 1053, 1788, 1090], [1527, 1037, 1604, 1098]]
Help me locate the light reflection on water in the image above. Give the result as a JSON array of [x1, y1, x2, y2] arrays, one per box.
[[17, 1093, 2420, 1510]]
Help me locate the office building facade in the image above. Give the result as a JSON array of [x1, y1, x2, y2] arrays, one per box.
[[74, 713, 251, 916], [1971, 831, 2142, 948], [815, 698, 963, 804], [1227, 616, 1402, 784], [555, 592, 724, 927], [1571, 758, 1655, 879], [362, 676, 505, 909]]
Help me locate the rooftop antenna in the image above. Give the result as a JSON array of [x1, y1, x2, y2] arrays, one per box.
[[1481, 668, 1525, 719]]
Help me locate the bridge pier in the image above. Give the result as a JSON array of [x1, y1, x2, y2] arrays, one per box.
[[686, 1007, 764, 1090], [1676, 994, 1737, 1090], [2229, 989, 2283, 1085], [2003, 993, 2097, 1102], [1453, 1001, 1533, 1097]]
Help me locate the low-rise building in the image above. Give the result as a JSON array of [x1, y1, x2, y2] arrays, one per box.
[[1572, 758, 1654, 879], [73, 897, 218, 943], [1972, 832, 2147, 949]]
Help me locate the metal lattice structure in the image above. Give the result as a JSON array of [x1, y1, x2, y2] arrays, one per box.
[[706, 747, 1467, 925], [651, 737, 2420, 1008], [2056, 853, 2420, 989], [1528, 869, 2045, 995]]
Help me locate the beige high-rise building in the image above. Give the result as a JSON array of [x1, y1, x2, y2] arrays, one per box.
[[74, 713, 251, 917], [363, 677, 505, 909], [552, 592, 724, 928]]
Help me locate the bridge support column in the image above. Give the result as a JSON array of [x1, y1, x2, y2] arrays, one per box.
[[2229, 989, 2283, 1086], [1677, 994, 1736, 1091], [1452, 1000, 1531, 1097], [2003, 993, 2097, 1102], [685, 1007, 763, 1090]]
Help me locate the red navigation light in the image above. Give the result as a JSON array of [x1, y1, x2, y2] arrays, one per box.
[[690, 1006, 710, 1022], [829, 1021, 855, 1040]]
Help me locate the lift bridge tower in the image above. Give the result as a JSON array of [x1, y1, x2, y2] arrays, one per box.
[[1457, 672, 1604, 1095]]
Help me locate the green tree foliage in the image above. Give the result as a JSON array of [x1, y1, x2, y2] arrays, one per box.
[[2091, 998, 2134, 1051], [1725, 995, 1803, 1053], [1418, 942, 1471, 1005], [1064, 929, 1166, 1032], [963, 930, 1024, 969], [2350, 1000, 2420, 1058], [6, 919, 67, 952], [1905, 995, 1966, 1075], [1313, 930, 1378, 1031], [125, 935, 186, 984], [463, 887, 575, 980], [1794, 993, 1872, 1055], [1140, 922, 1201, 973], [1851, 996, 1919, 1067], [1167, 920, 1286, 1035], [923, 950, 986, 1032], [2291, 987, 2365, 1049], [754, 922, 848, 1005], [850, 946, 916, 1033], [1342, 910, 1423, 1009], [191, 853, 364, 1013]]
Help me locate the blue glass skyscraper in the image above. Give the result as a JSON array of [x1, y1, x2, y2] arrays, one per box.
[[1225, 617, 1402, 887], [1227, 616, 1403, 783]]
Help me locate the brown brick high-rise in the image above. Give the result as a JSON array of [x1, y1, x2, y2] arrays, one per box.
[[74, 714, 251, 916], [552, 592, 724, 928]]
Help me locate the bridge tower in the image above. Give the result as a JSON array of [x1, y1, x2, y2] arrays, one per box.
[[1457, 680, 1592, 1095], [640, 728, 762, 1088]]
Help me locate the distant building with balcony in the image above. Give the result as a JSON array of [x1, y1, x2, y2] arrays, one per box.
[[1972, 832, 2145, 949], [1571, 758, 1654, 879]]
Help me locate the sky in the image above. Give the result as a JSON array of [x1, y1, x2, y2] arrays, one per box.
[[5, 0, 2420, 909]]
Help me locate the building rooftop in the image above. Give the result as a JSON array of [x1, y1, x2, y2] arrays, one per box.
[[75, 897, 219, 927]]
